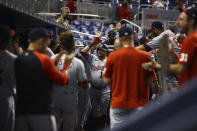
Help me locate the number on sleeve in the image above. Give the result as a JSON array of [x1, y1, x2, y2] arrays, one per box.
[[179, 53, 188, 62]]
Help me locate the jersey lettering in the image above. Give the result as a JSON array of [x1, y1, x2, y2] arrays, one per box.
[[179, 53, 188, 62], [91, 65, 105, 71]]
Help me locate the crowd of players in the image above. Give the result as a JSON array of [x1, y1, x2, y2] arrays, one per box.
[[0, 3, 197, 131]]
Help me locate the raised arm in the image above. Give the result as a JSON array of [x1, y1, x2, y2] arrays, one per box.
[[81, 24, 105, 53]]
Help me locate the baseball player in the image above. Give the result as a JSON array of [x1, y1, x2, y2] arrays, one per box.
[[136, 21, 182, 89], [0, 26, 16, 131], [52, 31, 88, 131], [14, 28, 72, 131], [79, 30, 111, 130], [103, 26, 154, 129], [142, 5, 197, 88], [137, 21, 181, 54]]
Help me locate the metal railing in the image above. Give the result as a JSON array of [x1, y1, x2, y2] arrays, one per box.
[[121, 19, 142, 34]]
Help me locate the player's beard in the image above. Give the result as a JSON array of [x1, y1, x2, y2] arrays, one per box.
[[178, 22, 189, 34], [98, 53, 105, 60], [98, 56, 105, 60]]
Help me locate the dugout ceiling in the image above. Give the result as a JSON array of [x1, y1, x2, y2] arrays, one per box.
[[0, 0, 66, 29]]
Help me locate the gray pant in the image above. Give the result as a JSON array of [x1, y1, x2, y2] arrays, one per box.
[[55, 111, 77, 131], [15, 115, 57, 131], [110, 107, 143, 130], [76, 85, 91, 131], [53, 87, 78, 131], [0, 94, 15, 131], [90, 86, 110, 117]]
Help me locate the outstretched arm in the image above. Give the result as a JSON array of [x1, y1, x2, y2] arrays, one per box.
[[81, 24, 105, 53], [142, 60, 187, 75]]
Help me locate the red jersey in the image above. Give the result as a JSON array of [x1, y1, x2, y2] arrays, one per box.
[[178, 31, 197, 86], [104, 47, 153, 108]]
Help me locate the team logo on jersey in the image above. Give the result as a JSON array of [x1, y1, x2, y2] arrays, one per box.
[[91, 65, 105, 71]]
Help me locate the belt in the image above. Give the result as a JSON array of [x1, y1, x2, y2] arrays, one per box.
[[91, 85, 103, 90], [63, 91, 74, 94]]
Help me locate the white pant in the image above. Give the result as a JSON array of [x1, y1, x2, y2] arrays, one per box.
[[110, 107, 143, 130], [15, 115, 57, 131]]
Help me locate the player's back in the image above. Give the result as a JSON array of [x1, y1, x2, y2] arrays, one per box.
[[53, 55, 87, 90], [0, 50, 16, 94], [107, 46, 152, 108], [52, 54, 87, 112]]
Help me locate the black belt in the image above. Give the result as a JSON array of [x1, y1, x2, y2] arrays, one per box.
[[91, 85, 103, 90]]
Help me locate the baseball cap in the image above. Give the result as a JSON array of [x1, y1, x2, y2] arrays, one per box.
[[151, 21, 163, 30], [0, 25, 14, 50], [108, 30, 116, 38], [28, 28, 50, 43], [119, 26, 133, 37], [0, 25, 12, 38], [179, 3, 197, 22]]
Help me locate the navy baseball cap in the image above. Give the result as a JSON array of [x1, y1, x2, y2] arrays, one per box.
[[0, 25, 12, 50], [97, 43, 109, 52], [119, 26, 133, 37], [28, 28, 50, 42], [108, 30, 116, 38], [151, 21, 163, 30], [179, 3, 197, 22], [0, 25, 12, 38]]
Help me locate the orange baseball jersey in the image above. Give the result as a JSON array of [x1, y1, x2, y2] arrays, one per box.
[[178, 31, 197, 86], [104, 47, 153, 108]]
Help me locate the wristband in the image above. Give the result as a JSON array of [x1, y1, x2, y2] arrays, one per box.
[[92, 37, 101, 45], [88, 42, 94, 48], [63, 63, 70, 70]]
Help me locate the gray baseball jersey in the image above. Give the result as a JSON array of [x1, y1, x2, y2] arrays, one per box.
[[52, 54, 88, 93], [0, 50, 16, 94], [76, 51, 91, 80], [145, 30, 182, 54], [83, 53, 106, 88]]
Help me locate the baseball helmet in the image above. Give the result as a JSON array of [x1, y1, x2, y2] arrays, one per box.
[[97, 42, 109, 52]]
